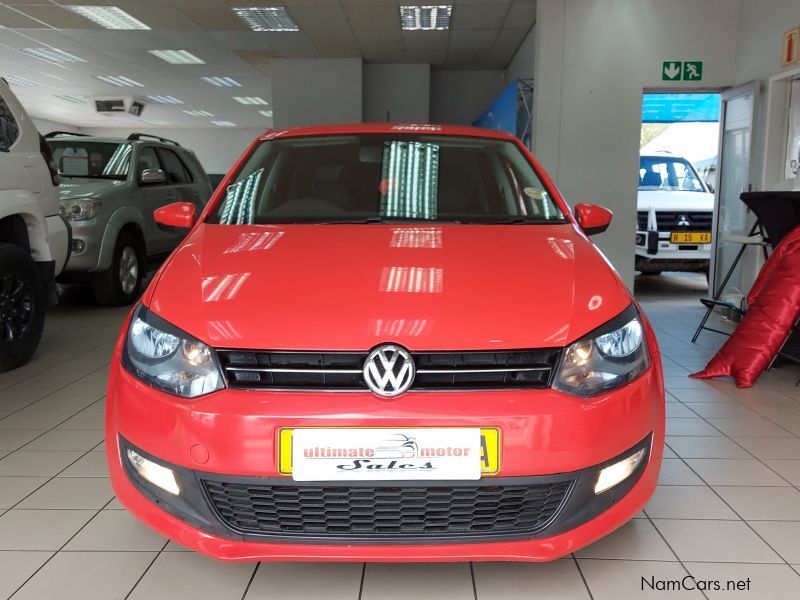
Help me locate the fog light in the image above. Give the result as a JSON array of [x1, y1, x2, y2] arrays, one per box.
[[594, 448, 645, 494], [126, 448, 180, 495], [635, 234, 645, 246], [72, 239, 86, 254]]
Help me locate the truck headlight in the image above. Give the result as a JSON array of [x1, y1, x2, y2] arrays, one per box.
[[59, 198, 102, 221], [122, 305, 223, 399], [553, 305, 649, 397]]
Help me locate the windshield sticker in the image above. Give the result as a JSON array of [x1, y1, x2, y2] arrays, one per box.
[[60, 148, 89, 176]]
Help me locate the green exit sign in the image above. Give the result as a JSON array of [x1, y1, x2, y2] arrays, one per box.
[[662, 61, 703, 81]]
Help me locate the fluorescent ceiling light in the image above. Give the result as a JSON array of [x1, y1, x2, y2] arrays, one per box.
[[94, 75, 144, 87], [233, 7, 299, 31], [142, 119, 172, 126], [212, 120, 237, 127], [53, 94, 87, 104], [233, 96, 269, 105], [67, 5, 150, 30], [202, 76, 241, 88], [147, 95, 184, 105], [148, 50, 205, 65], [20, 48, 85, 64], [5, 75, 39, 87], [183, 109, 214, 117], [258, 110, 273, 118], [400, 5, 453, 30]]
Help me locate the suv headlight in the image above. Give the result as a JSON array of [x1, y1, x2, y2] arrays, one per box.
[[122, 305, 223, 399], [553, 305, 649, 397], [59, 198, 102, 221]]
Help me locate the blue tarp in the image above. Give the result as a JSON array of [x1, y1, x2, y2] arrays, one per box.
[[473, 80, 517, 133], [642, 93, 721, 123]]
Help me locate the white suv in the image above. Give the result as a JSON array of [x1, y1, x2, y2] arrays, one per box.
[[635, 152, 714, 275], [0, 79, 70, 369]]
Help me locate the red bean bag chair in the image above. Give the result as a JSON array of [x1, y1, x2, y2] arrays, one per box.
[[691, 225, 800, 387]]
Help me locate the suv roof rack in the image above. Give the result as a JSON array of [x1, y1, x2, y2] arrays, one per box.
[[126, 133, 181, 146], [45, 131, 91, 138]]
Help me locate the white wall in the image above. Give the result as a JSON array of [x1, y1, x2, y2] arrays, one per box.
[[430, 70, 507, 125], [363, 63, 430, 123], [534, 0, 740, 288], [270, 58, 362, 129], [79, 127, 266, 174], [505, 26, 536, 83]]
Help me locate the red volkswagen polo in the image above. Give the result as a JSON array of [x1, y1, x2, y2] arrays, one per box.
[[106, 123, 664, 562]]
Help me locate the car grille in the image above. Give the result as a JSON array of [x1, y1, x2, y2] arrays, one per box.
[[216, 349, 561, 391], [637, 211, 712, 232], [202, 480, 573, 539]]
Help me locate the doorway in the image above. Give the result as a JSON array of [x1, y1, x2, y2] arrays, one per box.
[[634, 92, 721, 298]]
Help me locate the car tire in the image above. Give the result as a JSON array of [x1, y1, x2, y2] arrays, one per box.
[[0, 244, 46, 371], [92, 231, 145, 306]]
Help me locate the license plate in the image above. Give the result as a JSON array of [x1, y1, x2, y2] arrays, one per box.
[[671, 231, 711, 244], [279, 428, 500, 481]]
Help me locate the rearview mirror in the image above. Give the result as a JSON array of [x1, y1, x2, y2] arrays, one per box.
[[154, 202, 196, 232], [574, 203, 613, 236], [140, 168, 166, 185]]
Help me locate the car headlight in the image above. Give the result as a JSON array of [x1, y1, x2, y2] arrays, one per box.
[[553, 305, 649, 397], [122, 305, 223, 399], [59, 198, 102, 221]]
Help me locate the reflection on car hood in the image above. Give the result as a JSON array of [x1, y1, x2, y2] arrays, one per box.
[[637, 190, 714, 212], [147, 223, 632, 351], [58, 178, 126, 199]]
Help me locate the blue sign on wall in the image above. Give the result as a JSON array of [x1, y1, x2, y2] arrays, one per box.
[[642, 93, 720, 123], [473, 80, 517, 133]]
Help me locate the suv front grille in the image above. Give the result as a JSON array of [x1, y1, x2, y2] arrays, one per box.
[[638, 211, 712, 232], [202, 480, 573, 539], [216, 349, 561, 391]]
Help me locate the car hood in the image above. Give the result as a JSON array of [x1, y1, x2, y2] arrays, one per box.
[[59, 178, 126, 200], [147, 223, 632, 351], [637, 190, 714, 212]]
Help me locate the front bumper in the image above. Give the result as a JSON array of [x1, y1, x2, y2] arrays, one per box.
[[635, 230, 711, 262], [106, 335, 664, 561]]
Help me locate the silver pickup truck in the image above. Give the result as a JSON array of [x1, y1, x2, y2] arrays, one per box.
[[47, 132, 212, 305]]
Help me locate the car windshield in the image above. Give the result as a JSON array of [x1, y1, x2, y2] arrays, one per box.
[[639, 156, 706, 192], [208, 134, 566, 225], [49, 140, 132, 180]]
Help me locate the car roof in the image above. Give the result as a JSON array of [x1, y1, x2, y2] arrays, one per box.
[[46, 135, 184, 149], [257, 123, 519, 142]]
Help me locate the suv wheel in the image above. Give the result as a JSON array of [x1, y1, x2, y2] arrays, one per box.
[[0, 244, 46, 370], [92, 231, 145, 306]]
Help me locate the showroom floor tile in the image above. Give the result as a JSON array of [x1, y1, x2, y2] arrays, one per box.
[[1, 274, 800, 598]]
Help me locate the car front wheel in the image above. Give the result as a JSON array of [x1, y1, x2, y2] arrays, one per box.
[[92, 231, 145, 306], [0, 244, 46, 370]]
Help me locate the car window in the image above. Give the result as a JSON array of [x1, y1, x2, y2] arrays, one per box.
[[49, 141, 131, 180], [136, 147, 162, 181], [639, 156, 705, 192], [0, 97, 20, 150], [209, 134, 565, 225], [156, 148, 192, 184]]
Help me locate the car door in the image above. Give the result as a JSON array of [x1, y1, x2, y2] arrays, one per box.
[[135, 145, 176, 256]]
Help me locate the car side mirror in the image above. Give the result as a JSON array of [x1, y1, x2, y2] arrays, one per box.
[[154, 202, 196, 232], [574, 203, 613, 236], [140, 168, 167, 185]]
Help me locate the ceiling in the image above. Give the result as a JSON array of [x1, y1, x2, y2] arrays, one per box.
[[0, 0, 536, 129]]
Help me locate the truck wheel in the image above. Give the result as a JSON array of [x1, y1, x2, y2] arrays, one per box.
[[0, 244, 46, 371], [92, 231, 145, 306]]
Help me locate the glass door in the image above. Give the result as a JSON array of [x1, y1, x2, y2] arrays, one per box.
[[710, 82, 759, 296]]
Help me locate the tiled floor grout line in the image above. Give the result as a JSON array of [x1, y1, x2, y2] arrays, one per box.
[[668, 451, 797, 570], [6, 495, 117, 599], [642, 513, 712, 600], [469, 562, 478, 600], [356, 562, 366, 600], [0, 343, 112, 395], [240, 562, 261, 600], [121, 538, 172, 600], [570, 554, 595, 600]]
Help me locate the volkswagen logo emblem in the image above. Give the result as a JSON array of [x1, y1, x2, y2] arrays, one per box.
[[363, 344, 415, 397]]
